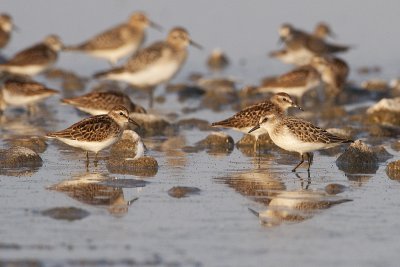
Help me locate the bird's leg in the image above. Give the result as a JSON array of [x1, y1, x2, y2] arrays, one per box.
[[85, 151, 89, 170], [306, 152, 314, 172], [94, 152, 98, 167], [148, 87, 155, 109], [292, 154, 304, 172]]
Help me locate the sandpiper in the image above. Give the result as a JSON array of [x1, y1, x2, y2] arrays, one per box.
[[211, 92, 302, 150], [46, 105, 140, 167], [269, 48, 314, 66], [64, 12, 161, 66], [279, 24, 350, 56], [0, 14, 14, 50], [0, 79, 59, 114], [313, 22, 335, 40], [249, 111, 353, 173], [257, 65, 321, 102], [310, 56, 349, 98], [206, 48, 230, 72], [94, 27, 202, 107], [61, 90, 146, 115], [0, 35, 63, 76]]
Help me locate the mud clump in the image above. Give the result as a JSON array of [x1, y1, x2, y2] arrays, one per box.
[[336, 140, 379, 174], [176, 118, 213, 131], [168, 186, 201, 198], [325, 183, 348, 195], [391, 141, 400, 151], [236, 134, 274, 147], [366, 97, 400, 126], [109, 130, 144, 159], [371, 146, 393, 162], [41, 207, 89, 221], [0, 146, 43, 168], [107, 156, 158, 177], [6, 136, 47, 153], [386, 160, 400, 180], [197, 132, 234, 153]]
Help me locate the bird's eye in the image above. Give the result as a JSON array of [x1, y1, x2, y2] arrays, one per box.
[[119, 112, 124, 116], [283, 98, 287, 102]]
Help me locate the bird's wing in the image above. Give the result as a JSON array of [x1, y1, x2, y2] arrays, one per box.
[[47, 115, 117, 141]]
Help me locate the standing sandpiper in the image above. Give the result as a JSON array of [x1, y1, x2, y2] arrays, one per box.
[[0, 35, 63, 76], [211, 92, 302, 151], [61, 90, 147, 115], [313, 22, 335, 40], [279, 24, 350, 56], [310, 56, 349, 98], [249, 111, 353, 174], [46, 105, 140, 167], [64, 12, 161, 66], [257, 65, 321, 103], [0, 79, 59, 114], [94, 27, 202, 107], [0, 14, 14, 50]]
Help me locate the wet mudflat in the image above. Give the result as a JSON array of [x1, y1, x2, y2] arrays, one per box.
[[1, 1, 400, 267]]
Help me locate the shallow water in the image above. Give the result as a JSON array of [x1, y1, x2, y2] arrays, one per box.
[[1, 1, 400, 266]]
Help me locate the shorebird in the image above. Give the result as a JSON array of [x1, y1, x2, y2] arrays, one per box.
[[206, 48, 230, 72], [94, 27, 202, 107], [249, 111, 353, 173], [313, 22, 335, 40], [64, 12, 161, 66], [211, 92, 302, 151], [310, 55, 349, 98], [0, 35, 63, 76], [257, 65, 321, 103], [269, 48, 314, 66], [279, 23, 350, 56], [61, 90, 146, 115], [0, 79, 58, 114], [46, 105, 140, 167], [0, 14, 14, 50]]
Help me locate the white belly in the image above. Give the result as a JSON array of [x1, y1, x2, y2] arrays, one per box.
[[1, 64, 49, 76], [55, 136, 119, 153], [268, 126, 335, 154], [107, 61, 181, 87], [88, 43, 139, 64], [2, 90, 51, 106]]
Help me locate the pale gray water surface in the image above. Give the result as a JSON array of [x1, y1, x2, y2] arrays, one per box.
[[1, 1, 400, 266]]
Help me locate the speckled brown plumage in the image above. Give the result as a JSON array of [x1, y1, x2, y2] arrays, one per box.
[[4, 80, 58, 96], [68, 25, 143, 51], [276, 117, 352, 144], [62, 91, 146, 114], [261, 66, 318, 88], [212, 101, 283, 129], [47, 115, 122, 142], [1, 43, 58, 66]]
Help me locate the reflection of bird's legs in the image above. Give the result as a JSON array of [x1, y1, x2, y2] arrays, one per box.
[[147, 86, 155, 108], [295, 172, 311, 189], [292, 154, 305, 172]]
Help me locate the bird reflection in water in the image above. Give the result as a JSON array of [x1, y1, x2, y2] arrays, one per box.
[[48, 171, 144, 217]]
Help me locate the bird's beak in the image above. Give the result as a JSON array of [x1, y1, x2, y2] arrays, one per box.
[[292, 103, 303, 111], [277, 37, 284, 45], [128, 118, 140, 128], [149, 20, 163, 32], [190, 39, 203, 50], [248, 124, 260, 134]]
